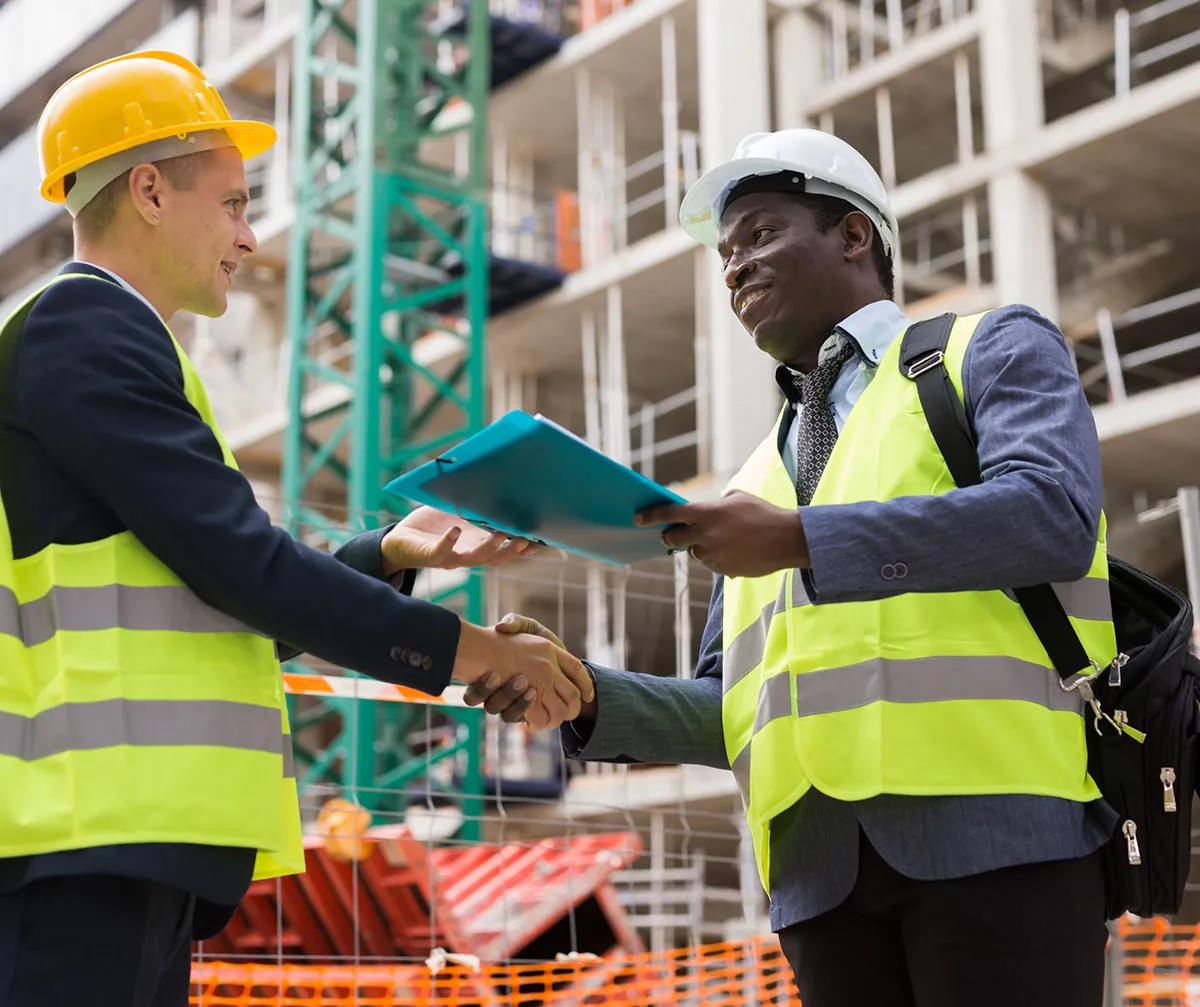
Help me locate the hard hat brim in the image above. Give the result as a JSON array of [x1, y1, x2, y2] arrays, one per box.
[[42, 119, 278, 203], [679, 156, 807, 250]]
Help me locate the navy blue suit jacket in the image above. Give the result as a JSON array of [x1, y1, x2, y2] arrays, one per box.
[[0, 262, 462, 937]]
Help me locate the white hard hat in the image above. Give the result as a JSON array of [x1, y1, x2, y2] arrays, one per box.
[[679, 129, 898, 256]]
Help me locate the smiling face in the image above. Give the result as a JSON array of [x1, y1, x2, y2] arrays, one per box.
[[151, 147, 257, 318], [717, 191, 880, 372]]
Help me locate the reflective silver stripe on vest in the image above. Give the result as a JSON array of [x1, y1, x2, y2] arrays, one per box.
[[748, 655, 1085, 725], [282, 742, 296, 780], [729, 673, 793, 803], [1055, 578, 1111, 622], [0, 584, 261, 648], [725, 574, 1108, 699], [0, 698, 287, 763], [729, 658, 1086, 805], [756, 671, 795, 731], [723, 577, 802, 695], [1001, 577, 1110, 622], [732, 744, 751, 803], [792, 570, 812, 607]]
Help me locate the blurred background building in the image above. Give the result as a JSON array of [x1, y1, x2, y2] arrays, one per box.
[[3, 0, 1200, 1000]]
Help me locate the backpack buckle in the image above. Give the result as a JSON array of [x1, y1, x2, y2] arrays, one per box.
[[1059, 661, 1103, 693], [905, 350, 945, 379]]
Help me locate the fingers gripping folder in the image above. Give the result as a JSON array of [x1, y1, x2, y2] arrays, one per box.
[[383, 410, 688, 567]]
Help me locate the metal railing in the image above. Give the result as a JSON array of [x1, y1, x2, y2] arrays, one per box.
[[1114, 0, 1200, 95], [578, 131, 701, 265], [1074, 285, 1200, 401], [901, 192, 991, 298], [822, 0, 975, 81], [629, 386, 700, 481], [621, 132, 701, 226]]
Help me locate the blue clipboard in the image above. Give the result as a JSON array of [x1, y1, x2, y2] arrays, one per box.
[[382, 410, 687, 566]]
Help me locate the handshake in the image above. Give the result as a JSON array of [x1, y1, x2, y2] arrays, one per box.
[[452, 614, 593, 731], [381, 508, 593, 731]]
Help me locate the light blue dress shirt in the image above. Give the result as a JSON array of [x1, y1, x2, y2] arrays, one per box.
[[780, 299, 910, 485]]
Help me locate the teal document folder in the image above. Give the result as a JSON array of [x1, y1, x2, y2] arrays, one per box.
[[382, 410, 687, 566]]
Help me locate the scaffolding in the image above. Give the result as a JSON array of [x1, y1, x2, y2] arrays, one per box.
[[281, 0, 495, 829]]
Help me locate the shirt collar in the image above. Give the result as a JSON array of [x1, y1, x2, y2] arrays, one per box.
[[774, 299, 912, 403], [67, 260, 165, 324]]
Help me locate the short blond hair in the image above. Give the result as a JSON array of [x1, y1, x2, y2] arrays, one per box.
[[67, 150, 217, 240]]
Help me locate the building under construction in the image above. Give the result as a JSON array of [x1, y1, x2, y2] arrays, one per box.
[[4, 0, 1200, 1001]]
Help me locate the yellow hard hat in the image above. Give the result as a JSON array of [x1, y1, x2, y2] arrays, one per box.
[[37, 49, 277, 205]]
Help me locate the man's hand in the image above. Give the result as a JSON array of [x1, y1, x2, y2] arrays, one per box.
[[636, 490, 810, 578], [453, 620, 594, 731], [463, 614, 598, 725], [381, 506, 538, 576]]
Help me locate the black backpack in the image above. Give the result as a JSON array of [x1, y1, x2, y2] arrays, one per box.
[[900, 313, 1200, 920]]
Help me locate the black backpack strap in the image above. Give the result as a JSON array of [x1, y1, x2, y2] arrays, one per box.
[[899, 315, 1097, 685]]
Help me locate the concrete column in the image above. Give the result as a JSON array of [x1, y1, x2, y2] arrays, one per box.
[[696, 0, 778, 483], [771, 9, 825, 130], [978, 0, 1059, 319]]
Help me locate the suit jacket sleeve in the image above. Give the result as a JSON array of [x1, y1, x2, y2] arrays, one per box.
[[560, 577, 727, 769], [17, 278, 460, 694], [275, 526, 417, 664], [800, 303, 1102, 602]]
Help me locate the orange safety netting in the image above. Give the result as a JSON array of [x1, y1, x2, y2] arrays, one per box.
[[1121, 917, 1200, 1006], [191, 919, 1200, 1006], [189, 936, 799, 1006]]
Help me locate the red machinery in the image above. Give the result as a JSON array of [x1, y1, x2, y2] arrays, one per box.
[[196, 827, 644, 965]]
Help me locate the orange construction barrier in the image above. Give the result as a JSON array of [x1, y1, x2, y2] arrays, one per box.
[[191, 935, 799, 1006], [554, 191, 581, 273]]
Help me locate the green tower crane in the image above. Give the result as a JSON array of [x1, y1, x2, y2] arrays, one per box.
[[281, 0, 493, 838]]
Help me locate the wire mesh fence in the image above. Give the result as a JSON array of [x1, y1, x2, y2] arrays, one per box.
[[188, 487, 772, 1005], [182, 487, 1200, 1005]]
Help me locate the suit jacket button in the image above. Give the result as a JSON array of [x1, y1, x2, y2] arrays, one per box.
[[389, 646, 404, 662], [408, 651, 423, 668]]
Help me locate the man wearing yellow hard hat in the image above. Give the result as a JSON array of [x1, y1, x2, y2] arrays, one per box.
[[0, 50, 591, 1006]]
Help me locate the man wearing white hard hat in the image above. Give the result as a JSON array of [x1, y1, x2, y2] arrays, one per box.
[[475, 129, 1116, 1006], [0, 50, 592, 1006]]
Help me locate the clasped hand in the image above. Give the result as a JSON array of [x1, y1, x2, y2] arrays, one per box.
[[457, 494, 812, 730], [454, 617, 592, 731]]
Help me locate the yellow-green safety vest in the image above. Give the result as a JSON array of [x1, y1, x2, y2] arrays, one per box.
[[721, 311, 1116, 894], [0, 273, 304, 881]]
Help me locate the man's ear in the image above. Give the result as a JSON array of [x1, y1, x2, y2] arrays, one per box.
[[841, 210, 875, 264], [128, 163, 165, 224]]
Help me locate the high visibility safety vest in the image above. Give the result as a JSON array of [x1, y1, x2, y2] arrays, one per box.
[[0, 273, 304, 881], [722, 311, 1117, 894]]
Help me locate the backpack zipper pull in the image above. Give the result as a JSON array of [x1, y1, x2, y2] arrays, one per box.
[[1161, 767, 1178, 812], [1109, 652, 1129, 688], [1123, 820, 1142, 865]]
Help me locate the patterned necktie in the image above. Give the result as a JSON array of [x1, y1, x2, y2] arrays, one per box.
[[794, 339, 857, 505]]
